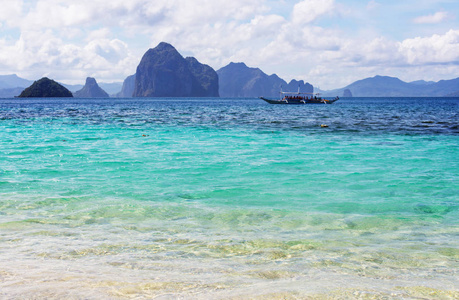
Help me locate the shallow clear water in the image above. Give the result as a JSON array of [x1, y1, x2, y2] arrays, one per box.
[[0, 97, 458, 299]]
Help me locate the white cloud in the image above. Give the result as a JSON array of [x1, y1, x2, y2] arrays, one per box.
[[86, 28, 112, 42], [338, 37, 402, 67], [85, 39, 130, 64], [399, 29, 459, 65], [292, 0, 335, 24], [0, 28, 138, 83], [22, 0, 94, 29], [11, 0, 267, 31], [413, 11, 450, 24], [0, 0, 23, 26]]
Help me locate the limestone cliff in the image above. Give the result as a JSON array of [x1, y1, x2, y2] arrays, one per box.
[[116, 74, 136, 97], [185, 57, 219, 97], [133, 42, 219, 97], [217, 62, 313, 98], [74, 77, 109, 98]]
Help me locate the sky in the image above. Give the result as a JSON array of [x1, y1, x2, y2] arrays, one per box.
[[0, 0, 458, 90]]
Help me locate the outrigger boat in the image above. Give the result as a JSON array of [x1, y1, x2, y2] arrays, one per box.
[[260, 88, 339, 104]]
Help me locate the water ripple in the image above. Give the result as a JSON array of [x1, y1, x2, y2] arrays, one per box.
[[0, 97, 458, 135]]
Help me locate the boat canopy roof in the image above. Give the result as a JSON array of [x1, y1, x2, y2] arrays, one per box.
[[281, 91, 321, 95]]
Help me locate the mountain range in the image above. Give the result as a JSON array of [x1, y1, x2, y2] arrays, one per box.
[[113, 45, 313, 98], [3, 72, 458, 99], [1, 41, 458, 98], [321, 75, 459, 97], [217, 62, 313, 98]]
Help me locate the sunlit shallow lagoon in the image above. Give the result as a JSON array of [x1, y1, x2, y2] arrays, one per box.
[[0, 97, 458, 299]]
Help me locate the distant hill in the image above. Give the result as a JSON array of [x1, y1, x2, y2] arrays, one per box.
[[323, 75, 459, 97], [116, 74, 136, 97], [0, 74, 33, 89], [133, 42, 219, 97], [17, 77, 73, 98], [74, 77, 109, 98], [0, 74, 34, 97], [62, 83, 83, 93], [409, 80, 435, 86], [445, 91, 459, 97], [99, 82, 123, 95], [0, 87, 25, 98], [425, 78, 459, 96], [63, 82, 122, 95], [217, 62, 313, 98]]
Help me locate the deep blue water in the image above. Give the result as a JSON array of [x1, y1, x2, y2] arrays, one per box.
[[1, 97, 458, 135]]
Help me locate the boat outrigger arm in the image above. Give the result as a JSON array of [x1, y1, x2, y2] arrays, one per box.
[[260, 88, 339, 105]]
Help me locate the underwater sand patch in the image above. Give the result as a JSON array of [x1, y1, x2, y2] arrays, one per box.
[[228, 291, 304, 299], [396, 286, 459, 299], [246, 270, 298, 280], [90, 280, 233, 298]]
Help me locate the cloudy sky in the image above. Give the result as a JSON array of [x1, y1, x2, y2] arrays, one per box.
[[0, 0, 458, 89]]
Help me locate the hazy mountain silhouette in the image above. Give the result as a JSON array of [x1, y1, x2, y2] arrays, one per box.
[[217, 62, 313, 98], [116, 74, 136, 97], [0, 87, 26, 98], [74, 77, 109, 98], [322, 75, 459, 97], [0, 74, 33, 89], [2, 68, 457, 98]]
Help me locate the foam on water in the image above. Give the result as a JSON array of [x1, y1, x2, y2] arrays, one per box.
[[0, 97, 458, 298]]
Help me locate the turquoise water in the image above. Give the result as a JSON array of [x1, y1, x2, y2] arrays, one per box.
[[0, 98, 458, 298]]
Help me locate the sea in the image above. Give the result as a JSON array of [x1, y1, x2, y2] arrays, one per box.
[[0, 97, 458, 299]]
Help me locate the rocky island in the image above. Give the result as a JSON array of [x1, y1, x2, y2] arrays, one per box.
[[18, 77, 73, 98], [217, 62, 313, 98], [133, 42, 219, 97], [343, 89, 353, 97], [74, 77, 109, 98]]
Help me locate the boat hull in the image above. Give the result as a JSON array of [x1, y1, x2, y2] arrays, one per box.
[[260, 97, 339, 104]]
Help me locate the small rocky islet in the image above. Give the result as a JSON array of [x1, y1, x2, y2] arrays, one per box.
[[17, 77, 73, 98], [74, 77, 109, 98]]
